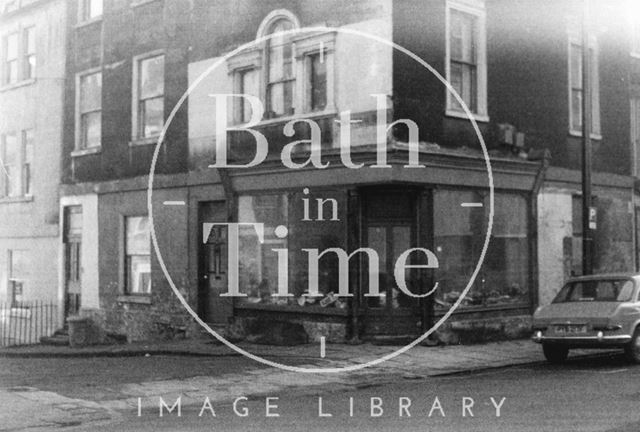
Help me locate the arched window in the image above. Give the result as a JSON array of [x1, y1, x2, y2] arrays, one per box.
[[265, 18, 296, 118]]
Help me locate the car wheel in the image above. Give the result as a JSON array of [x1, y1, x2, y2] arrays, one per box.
[[624, 327, 640, 364], [543, 343, 569, 364]]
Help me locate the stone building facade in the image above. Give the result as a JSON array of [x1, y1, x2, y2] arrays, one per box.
[[56, 0, 640, 344]]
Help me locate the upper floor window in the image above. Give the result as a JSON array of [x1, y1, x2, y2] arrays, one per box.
[[632, 20, 640, 57], [2, 1, 18, 14], [125, 216, 151, 295], [228, 9, 335, 125], [445, 0, 487, 120], [79, 0, 102, 22], [76, 70, 102, 150], [237, 68, 259, 123], [265, 19, 296, 118], [568, 32, 600, 137], [0, 129, 33, 198], [3, 32, 18, 85], [132, 53, 164, 140], [2, 27, 35, 85], [23, 26, 35, 80]]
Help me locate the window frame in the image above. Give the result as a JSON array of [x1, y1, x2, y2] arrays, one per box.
[[631, 19, 640, 59], [8, 249, 27, 307], [22, 26, 35, 81], [122, 215, 151, 296], [444, 0, 488, 122], [567, 29, 601, 139], [632, 97, 640, 178], [74, 67, 102, 153], [131, 51, 165, 143], [0, 130, 32, 198], [78, 0, 103, 24], [228, 11, 336, 125], [3, 31, 19, 86]]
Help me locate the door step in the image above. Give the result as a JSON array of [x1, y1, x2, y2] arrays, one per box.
[[40, 334, 69, 346], [200, 323, 227, 345]]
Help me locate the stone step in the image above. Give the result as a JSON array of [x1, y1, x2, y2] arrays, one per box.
[[39, 334, 69, 346], [368, 335, 418, 346], [200, 323, 227, 345]]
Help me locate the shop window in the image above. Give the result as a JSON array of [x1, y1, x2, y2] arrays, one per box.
[[434, 190, 530, 310], [445, 0, 487, 119], [76, 70, 102, 149], [125, 216, 151, 294], [238, 194, 288, 301], [237, 190, 347, 308], [133, 53, 164, 139]]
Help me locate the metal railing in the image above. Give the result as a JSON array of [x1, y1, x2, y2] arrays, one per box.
[[0, 301, 58, 347]]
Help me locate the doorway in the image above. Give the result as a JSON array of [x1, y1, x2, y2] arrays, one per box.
[[361, 188, 428, 337], [198, 201, 232, 325], [63, 206, 82, 319]]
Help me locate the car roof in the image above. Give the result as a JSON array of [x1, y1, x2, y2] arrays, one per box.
[[567, 272, 640, 283]]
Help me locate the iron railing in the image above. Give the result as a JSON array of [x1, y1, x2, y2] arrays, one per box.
[[0, 301, 58, 347]]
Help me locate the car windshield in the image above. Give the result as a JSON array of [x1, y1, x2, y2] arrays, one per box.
[[553, 279, 635, 303]]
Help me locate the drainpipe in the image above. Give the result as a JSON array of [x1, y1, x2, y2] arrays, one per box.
[[530, 151, 550, 311]]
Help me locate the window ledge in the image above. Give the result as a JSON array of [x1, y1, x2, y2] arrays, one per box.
[[569, 130, 602, 140], [235, 301, 349, 316], [131, 0, 162, 8], [0, 195, 33, 204], [445, 109, 490, 123], [0, 78, 36, 93], [71, 146, 102, 157], [631, 52, 640, 60], [117, 295, 151, 305], [75, 17, 102, 29], [237, 108, 337, 129], [129, 136, 159, 147]]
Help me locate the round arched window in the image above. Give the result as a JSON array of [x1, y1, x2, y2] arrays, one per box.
[[265, 18, 296, 118]]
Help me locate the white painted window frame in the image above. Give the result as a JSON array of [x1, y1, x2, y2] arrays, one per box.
[[131, 50, 165, 144], [444, 0, 488, 122], [567, 27, 601, 139], [77, 0, 103, 24], [74, 67, 102, 154]]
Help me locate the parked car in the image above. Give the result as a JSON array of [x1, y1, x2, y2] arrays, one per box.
[[532, 273, 640, 364]]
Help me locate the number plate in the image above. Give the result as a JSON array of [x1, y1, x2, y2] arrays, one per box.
[[554, 325, 587, 334]]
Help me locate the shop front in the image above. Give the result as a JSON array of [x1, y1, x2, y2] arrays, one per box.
[[196, 166, 536, 342]]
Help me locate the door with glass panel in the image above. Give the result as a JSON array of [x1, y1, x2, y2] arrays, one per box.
[[63, 206, 82, 318], [362, 189, 425, 337]]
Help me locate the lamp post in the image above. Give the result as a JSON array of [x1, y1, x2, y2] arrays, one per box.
[[581, 0, 594, 275]]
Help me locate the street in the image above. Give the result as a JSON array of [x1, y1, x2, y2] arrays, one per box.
[[1, 351, 638, 432]]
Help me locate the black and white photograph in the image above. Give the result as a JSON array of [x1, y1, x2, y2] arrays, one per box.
[[0, 0, 639, 430]]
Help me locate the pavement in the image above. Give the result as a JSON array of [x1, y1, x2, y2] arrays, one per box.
[[0, 338, 619, 431]]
